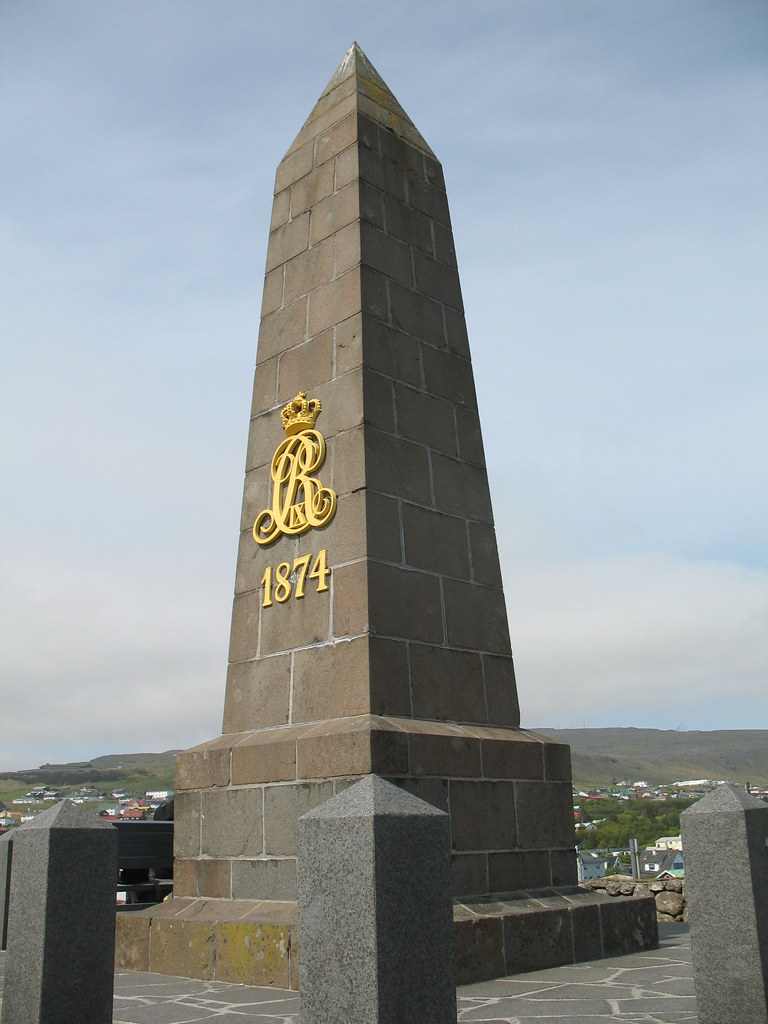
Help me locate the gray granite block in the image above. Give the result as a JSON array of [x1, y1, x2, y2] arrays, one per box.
[[0, 833, 12, 951], [1, 800, 118, 1024], [680, 784, 768, 1024], [298, 774, 456, 1023]]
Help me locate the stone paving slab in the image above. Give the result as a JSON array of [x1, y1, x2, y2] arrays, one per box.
[[0, 923, 696, 1023]]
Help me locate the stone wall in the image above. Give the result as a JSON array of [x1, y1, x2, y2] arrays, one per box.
[[582, 875, 686, 922]]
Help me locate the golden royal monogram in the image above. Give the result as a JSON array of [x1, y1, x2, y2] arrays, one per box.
[[252, 391, 337, 546]]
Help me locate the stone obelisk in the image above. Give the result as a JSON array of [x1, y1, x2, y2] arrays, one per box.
[[116, 42, 656, 987]]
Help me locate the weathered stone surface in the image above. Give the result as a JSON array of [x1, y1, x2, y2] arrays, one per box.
[[0, 831, 12, 951], [1, 800, 118, 1024], [298, 776, 456, 1023], [681, 784, 768, 1024]]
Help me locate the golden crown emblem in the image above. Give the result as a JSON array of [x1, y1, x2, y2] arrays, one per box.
[[281, 391, 322, 436]]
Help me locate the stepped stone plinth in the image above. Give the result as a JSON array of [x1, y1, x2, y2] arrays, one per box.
[[115, 42, 657, 987]]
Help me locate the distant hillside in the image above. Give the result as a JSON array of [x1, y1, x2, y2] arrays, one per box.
[[534, 728, 768, 788], [91, 750, 181, 768]]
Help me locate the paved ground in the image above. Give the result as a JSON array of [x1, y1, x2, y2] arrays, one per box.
[[0, 922, 696, 1022]]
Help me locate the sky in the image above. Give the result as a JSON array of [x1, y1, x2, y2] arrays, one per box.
[[1, 1, 766, 771]]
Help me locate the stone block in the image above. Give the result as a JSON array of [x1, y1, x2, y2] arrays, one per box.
[[413, 248, 463, 310], [292, 636, 369, 722], [362, 315, 422, 385], [568, 897, 604, 962], [368, 636, 412, 717], [360, 221, 413, 285], [453, 914, 505, 985], [215, 921, 292, 987], [402, 503, 469, 578], [284, 236, 335, 303], [265, 212, 310, 273], [269, 188, 290, 231], [444, 305, 470, 358], [309, 181, 358, 245], [488, 850, 551, 893], [362, 367, 396, 433], [408, 724, 481, 778], [335, 143, 358, 190], [368, 561, 444, 643], [250, 356, 279, 418], [388, 279, 444, 346], [261, 266, 284, 316], [114, 913, 150, 971], [515, 781, 576, 849], [681, 784, 768, 1024], [480, 730, 543, 780], [297, 776, 456, 1024], [334, 312, 363, 375], [329, 425, 366, 496], [1, 801, 118, 1024], [274, 142, 314, 193], [149, 917, 215, 979], [409, 644, 485, 722], [359, 265, 389, 321], [259, 582, 332, 656], [504, 905, 573, 973], [406, 171, 451, 226], [222, 655, 291, 734], [365, 428, 432, 504], [290, 159, 334, 216], [227, 589, 261, 662], [175, 734, 236, 791], [232, 857, 297, 902], [383, 193, 434, 255], [550, 848, 579, 887], [256, 296, 308, 365], [431, 453, 492, 521], [469, 521, 503, 586], [173, 791, 202, 858], [450, 781, 517, 852], [599, 893, 658, 957], [264, 781, 335, 856], [315, 110, 357, 167], [422, 345, 477, 408], [201, 787, 263, 858], [443, 578, 512, 655], [328, 224, 357, 283], [358, 139, 406, 200], [232, 726, 307, 785], [483, 654, 521, 727], [196, 858, 232, 899], [456, 405, 486, 464], [395, 382, 458, 456], [451, 853, 488, 898], [307, 267, 360, 336], [297, 716, 409, 780], [432, 219, 457, 267], [332, 559, 369, 638]]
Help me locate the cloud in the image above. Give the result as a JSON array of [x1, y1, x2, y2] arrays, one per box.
[[0, 549, 232, 770], [507, 553, 768, 730]]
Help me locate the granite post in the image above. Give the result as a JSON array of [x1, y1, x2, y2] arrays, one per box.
[[298, 775, 456, 1024], [680, 784, 768, 1024], [1, 800, 118, 1024], [0, 832, 11, 951]]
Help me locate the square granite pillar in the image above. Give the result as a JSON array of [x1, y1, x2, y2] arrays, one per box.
[[1, 801, 118, 1024], [681, 784, 768, 1024], [298, 776, 456, 1023]]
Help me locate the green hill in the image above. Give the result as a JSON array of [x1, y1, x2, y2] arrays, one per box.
[[534, 728, 768, 789]]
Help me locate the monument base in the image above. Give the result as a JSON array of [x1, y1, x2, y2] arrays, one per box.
[[115, 887, 658, 989]]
